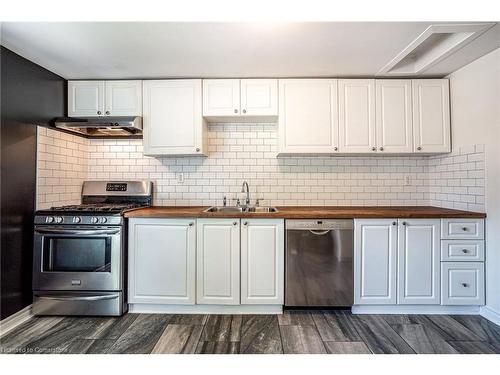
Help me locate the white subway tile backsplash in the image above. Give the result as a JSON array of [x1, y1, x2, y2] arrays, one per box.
[[36, 124, 485, 212]]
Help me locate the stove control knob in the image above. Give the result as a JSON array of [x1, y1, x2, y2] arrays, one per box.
[[72, 217, 81, 224], [99, 217, 107, 224], [90, 217, 99, 224], [54, 216, 63, 224], [45, 216, 55, 224]]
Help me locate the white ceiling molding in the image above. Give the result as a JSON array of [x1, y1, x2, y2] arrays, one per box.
[[377, 23, 496, 76]]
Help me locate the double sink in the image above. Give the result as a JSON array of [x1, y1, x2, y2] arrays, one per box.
[[203, 206, 279, 214]]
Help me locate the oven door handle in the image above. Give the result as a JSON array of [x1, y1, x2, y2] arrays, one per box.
[[33, 294, 119, 301], [35, 228, 121, 236]]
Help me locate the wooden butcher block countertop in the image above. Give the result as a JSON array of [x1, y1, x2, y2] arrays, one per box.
[[124, 206, 486, 219]]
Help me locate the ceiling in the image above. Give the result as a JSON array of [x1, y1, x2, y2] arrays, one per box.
[[1, 22, 499, 79]]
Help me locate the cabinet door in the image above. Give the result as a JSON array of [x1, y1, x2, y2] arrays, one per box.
[[143, 79, 204, 156], [241, 219, 284, 305], [202, 79, 240, 116], [105, 80, 142, 116], [412, 79, 451, 153], [68, 81, 104, 117], [397, 219, 440, 304], [278, 79, 339, 154], [354, 219, 397, 304], [339, 79, 376, 153], [240, 79, 278, 117], [196, 219, 240, 305], [441, 262, 484, 305], [128, 219, 196, 305], [375, 80, 413, 153]]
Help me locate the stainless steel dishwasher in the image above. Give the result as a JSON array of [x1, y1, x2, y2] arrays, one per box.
[[285, 219, 354, 307]]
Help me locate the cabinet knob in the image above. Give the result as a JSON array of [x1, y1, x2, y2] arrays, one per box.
[[243, 221, 248, 226], [371, 147, 376, 151], [462, 249, 468, 253], [234, 109, 238, 114], [97, 111, 102, 115], [233, 221, 238, 226], [402, 221, 407, 226], [379, 147, 384, 151], [189, 222, 194, 227], [242, 109, 246, 114], [417, 146, 422, 151], [462, 227, 468, 231], [392, 221, 397, 226], [334, 147, 338, 151], [196, 148, 200, 152], [462, 283, 469, 288], [105, 111, 110, 115]]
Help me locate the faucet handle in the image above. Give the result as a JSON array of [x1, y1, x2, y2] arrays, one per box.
[[255, 198, 260, 207], [236, 198, 241, 207]]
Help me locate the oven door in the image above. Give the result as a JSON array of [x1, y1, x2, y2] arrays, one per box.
[[33, 226, 123, 291]]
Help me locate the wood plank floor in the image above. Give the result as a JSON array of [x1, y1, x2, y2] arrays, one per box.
[[1, 311, 500, 354]]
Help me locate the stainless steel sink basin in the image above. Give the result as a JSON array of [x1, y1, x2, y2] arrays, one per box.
[[203, 206, 278, 213]]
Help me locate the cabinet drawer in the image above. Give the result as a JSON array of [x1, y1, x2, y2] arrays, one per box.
[[440, 240, 485, 261], [441, 262, 484, 305], [441, 219, 484, 239]]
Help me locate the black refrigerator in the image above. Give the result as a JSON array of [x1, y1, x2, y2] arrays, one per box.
[[0, 46, 65, 320]]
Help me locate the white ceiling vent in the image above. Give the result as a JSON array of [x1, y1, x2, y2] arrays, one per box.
[[378, 23, 495, 76]]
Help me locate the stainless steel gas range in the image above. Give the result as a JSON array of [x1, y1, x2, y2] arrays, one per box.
[[32, 180, 152, 316]]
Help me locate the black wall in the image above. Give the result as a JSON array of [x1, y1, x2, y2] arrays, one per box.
[[1, 46, 66, 319]]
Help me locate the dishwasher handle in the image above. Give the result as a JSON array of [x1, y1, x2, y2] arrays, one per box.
[[308, 229, 331, 236]]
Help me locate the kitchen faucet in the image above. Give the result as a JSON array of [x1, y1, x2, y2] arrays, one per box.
[[241, 181, 250, 207]]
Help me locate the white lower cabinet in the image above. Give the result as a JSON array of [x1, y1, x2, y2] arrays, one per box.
[[196, 219, 240, 305], [128, 218, 196, 304], [354, 219, 398, 305], [241, 219, 284, 305], [397, 219, 440, 305], [441, 262, 485, 305]]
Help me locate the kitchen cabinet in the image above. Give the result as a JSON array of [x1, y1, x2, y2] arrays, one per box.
[[104, 80, 142, 116], [241, 219, 284, 305], [397, 219, 440, 304], [203, 79, 278, 120], [196, 218, 240, 305], [375, 80, 413, 153], [128, 218, 196, 305], [68, 81, 105, 117], [142, 79, 206, 156], [338, 79, 376, 153], [412, 79, 451, 153], [354, 219, 397, 305], [278, 79, 339, 154], [68, 80, 142, 117]]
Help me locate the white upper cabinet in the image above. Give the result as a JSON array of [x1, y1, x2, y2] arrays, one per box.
[[241, 219, 284, 305], [412, 79, 451, 153], [68, 81, 105, 117], [68, 80, 142, 117], [142, 79, 206, 156], [203, 79, 240, 117], [240, 79, 278, 117], [375, 80, 413, 153], [128, 218, 196, 305], [196, 219, 240, 305], [104, 80, 142, 116], [338, 79, 376, 153], [397, 219, 440, 305], [278, 79, 339, 154], [203, 79, 278, 120], [354, 219, 398, 305]]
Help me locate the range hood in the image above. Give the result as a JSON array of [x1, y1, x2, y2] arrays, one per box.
[[54, 116, 142, 137]]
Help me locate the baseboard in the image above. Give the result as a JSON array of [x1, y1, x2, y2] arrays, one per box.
[[129, 304, 283, 314], [480, 305, 500, 326], [0, 305, 33, 337], [352, 305, 481, 315]]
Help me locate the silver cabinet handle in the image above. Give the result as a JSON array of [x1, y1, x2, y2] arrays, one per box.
[[417, 146, 422, 151], [196, 148, 200, 152], [334, 147, 338, 151], [462, 283, 469, 288], [234, 109, 238, 114], [462, 227, 468, 231], [233, 221, 238, 226], [379, 147, 384, 151], [371, 147, 376, 151], [97, 111, 102, 115], [402, 222, 407, 226], [392, 221, 397, 226], [189, 222, 194, 227], [105, 111, 110, 115], [242, 109, 247, 114], [243, 221, 248, 226], [462, 249, 468, 253]]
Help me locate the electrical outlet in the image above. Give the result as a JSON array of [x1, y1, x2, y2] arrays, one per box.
[[404, 175, 411, 186], [177, 172, 184, 184]]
